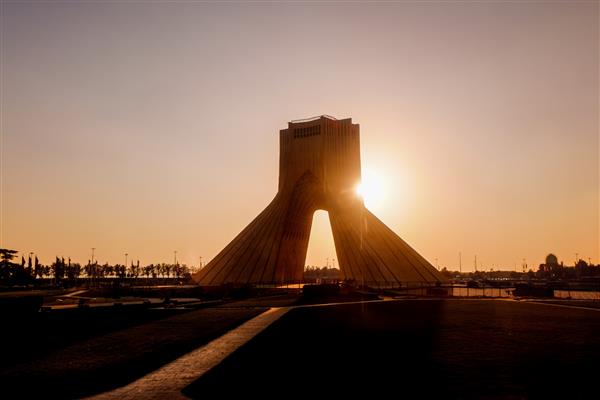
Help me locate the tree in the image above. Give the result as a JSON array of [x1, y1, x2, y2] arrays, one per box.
[[0, 248, 19, 282], [52, 257, 65, 283], [34, 256, 41, 278]]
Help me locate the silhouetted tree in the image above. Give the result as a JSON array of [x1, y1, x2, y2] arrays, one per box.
[[33, 256, 41, 279], [0, 248, 19, 283], [52, 256, 65, 283]]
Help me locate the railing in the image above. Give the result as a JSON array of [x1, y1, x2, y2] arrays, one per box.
[[290, 115, 337, 123]]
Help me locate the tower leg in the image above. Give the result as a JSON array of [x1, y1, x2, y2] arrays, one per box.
[[194, 172, 322, 286], [330, 206, 443, 288]]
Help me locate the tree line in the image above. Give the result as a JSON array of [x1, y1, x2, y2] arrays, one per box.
[[304, 266, 340, 281], [0, 248, 191, 286]]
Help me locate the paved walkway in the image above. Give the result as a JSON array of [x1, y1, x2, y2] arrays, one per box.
[[87, 298, 395, 399], [86, 307, 289, 400]]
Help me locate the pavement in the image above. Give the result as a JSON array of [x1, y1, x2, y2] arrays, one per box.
[[87, 307, 290, 400], [88, 298, 398, 399], [5, 296, 598, 399]]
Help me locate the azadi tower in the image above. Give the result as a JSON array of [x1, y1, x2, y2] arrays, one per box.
[[194, 116, 445, 288]]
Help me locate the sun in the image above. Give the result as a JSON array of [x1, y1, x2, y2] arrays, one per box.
[[355, 183, 366, 198], [355, 168, 387, 211]]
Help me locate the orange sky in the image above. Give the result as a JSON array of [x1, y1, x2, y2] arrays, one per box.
[[1, 2, 598, 271]]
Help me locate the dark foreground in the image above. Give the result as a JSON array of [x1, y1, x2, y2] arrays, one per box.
[[0, 298, 598, 399], [184, 299, 600, 399], [0, 305, 264, 399]]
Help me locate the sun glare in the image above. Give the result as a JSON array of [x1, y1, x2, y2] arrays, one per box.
[[355, 168, 387, 211], [356, 183, 365, 197]]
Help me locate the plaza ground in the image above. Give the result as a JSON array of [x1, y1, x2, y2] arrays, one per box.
[[1, 296, 599, 399], [185, 299, 600, 398]]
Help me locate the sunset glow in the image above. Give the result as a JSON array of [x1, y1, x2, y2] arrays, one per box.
[[1, 2, 597, 270], [356, 169, 387, 212], [1, 4, 599, 399]]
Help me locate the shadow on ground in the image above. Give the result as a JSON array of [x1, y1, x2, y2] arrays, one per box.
[[184, 300, 600, 398], [0, 306, 264, 399]]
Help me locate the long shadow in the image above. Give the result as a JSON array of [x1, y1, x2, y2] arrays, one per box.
[[183, 300, 444, 397], [0, 307, 264, 399], [183, 300, 600, 398], [0, 305, 189, 367]]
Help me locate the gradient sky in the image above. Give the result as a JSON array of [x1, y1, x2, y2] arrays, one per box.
[[1, 1, 598, 271]]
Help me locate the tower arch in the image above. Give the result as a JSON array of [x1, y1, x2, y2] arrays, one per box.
[[193, 116, 445, 288]]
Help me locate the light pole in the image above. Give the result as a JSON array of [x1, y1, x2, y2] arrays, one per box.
[[125, 253, 128, 267], [174, 250, 178, 266], [90, 247, 96, 286]]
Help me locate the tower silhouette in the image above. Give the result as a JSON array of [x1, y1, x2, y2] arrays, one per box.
[[194, 116, 445, 287]]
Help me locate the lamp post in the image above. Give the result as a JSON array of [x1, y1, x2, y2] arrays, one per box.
[[125, 253, 128, 267], [90, 248, 96, 286]]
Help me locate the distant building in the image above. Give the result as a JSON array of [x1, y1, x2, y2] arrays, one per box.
[[539, 253, 563, 278], [545, 253, 558, 266]]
